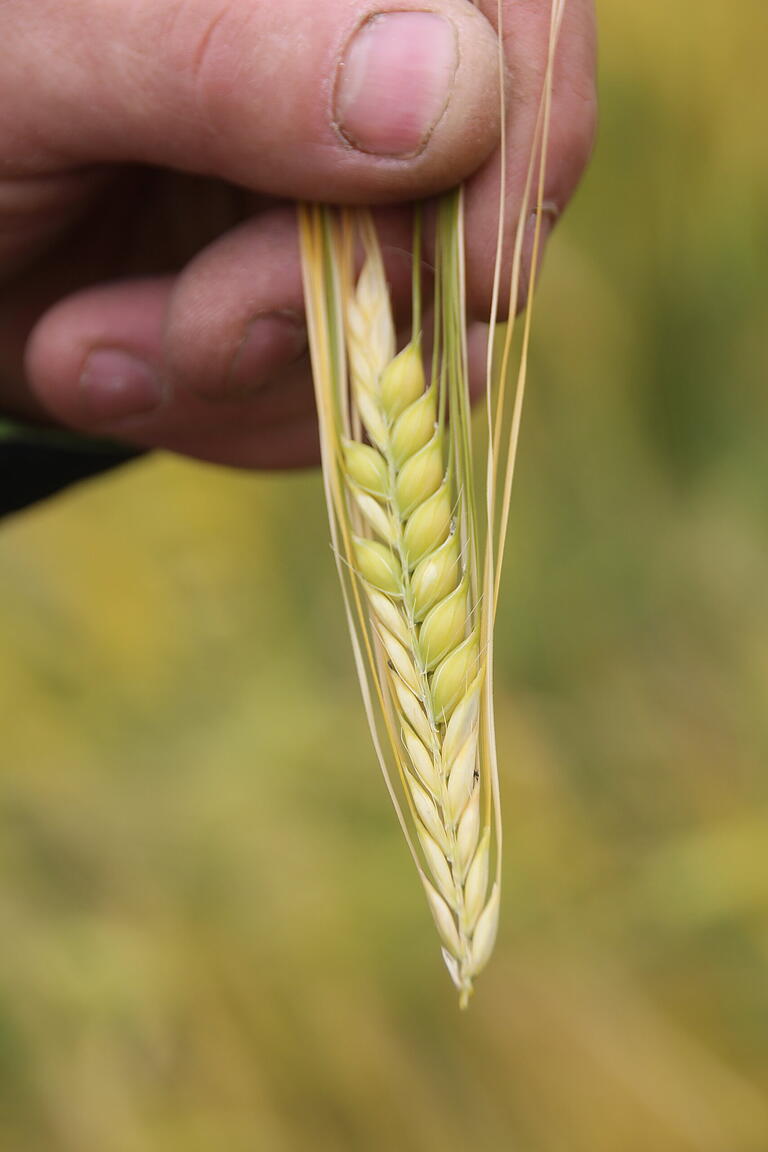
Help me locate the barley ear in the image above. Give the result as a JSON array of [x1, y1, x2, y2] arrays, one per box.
[[298, 0, 567, 1007]]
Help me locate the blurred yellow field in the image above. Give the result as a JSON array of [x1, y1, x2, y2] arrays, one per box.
[[1, 2, 767, 1149]]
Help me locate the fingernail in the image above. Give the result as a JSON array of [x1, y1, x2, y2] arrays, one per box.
[[336, 13, 458, 157], [225, 311, 307, 398], [520, 210, 556, 296], [80, 348, 162, 421]]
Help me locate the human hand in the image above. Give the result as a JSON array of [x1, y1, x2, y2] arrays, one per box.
[[0, 0, 596, 469]]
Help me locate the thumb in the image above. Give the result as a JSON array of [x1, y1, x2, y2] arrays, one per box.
[[2, 0, 501, 201]]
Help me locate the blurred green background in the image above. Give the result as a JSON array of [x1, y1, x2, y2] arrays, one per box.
[[2, 2, 767, 1149]]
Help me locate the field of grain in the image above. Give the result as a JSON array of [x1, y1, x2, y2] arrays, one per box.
[[1, 3, 767, 1149]]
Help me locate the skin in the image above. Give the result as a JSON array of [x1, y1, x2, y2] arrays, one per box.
[[0, 0, 597, 470]]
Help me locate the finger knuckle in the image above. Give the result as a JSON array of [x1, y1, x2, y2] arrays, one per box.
[[161, 1, 242, 131]]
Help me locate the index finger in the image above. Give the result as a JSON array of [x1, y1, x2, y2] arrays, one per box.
[[464, 0, 598, 317]]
